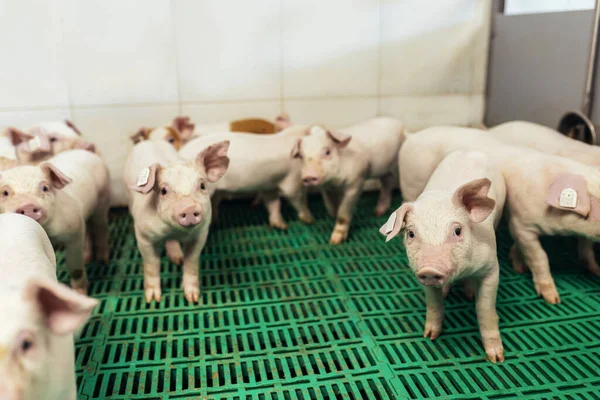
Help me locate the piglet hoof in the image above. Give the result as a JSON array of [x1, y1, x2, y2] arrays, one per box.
[[250, 196, 262, 207], [269, 219, 288, 230], [442, 285, 452, 298], [169, 254, 184, 266], [84, 250, 92, 264], [329, 230, 347, 245], [374, 204, 389, 217], [144, 286, 162, 304], [583, 259, 600, 277], [535, 281, 561, 304], [96, 249, 110, 264], [463, 284, 476, 301], [71, 278, 89, 296], [423, 321, 442, 340], [73, 286, 89, 296], [166, 245, 184, 265], [299, 213, 314, 225], [484, 339, 505, 364], [509, 245, 528, 274], [183, 280, 200, 303]]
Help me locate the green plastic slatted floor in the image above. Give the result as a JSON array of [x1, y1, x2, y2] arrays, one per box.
[[60, 192, 600, 400]]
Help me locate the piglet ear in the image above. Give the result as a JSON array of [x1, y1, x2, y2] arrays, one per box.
[[130, 128, 151, 144], [545, 173, 591, 217], [64, 120, 83, 136], [379, 203, 412, 242], [74, 140, 96, 153], [17, 133, 52, 155], [275, 112, 291, 132], [25, 278, 98, 336], [164, 127, 183, 149], [172, 116, 195, 141], [40, 162, 72, 189], [130, 163, 160, 194], [0, 156, 19, 171], [8, 127, 33, 146], [326, 130, 351, 148], [453, 178, 496, 223], [290, 138, 302, 158], [590, 196, 600, 221], [196, 140, 230, 182]]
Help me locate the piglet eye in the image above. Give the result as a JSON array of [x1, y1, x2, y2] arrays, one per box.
[[49, 137, 57, 143], [324, 148, 331, 156], [21, 339, 33, 353], [160, 188, 168, 196], [17, 331, 35, 355], [408, 230, 415, 239], [200, 182, 206, 190], [42, 185, 49, 192], [454, 227, 462, 236], [168, 138, 175, 144], [2, 190, 8, 197]]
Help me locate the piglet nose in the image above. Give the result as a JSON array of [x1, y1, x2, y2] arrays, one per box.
[[177, 206, 202, 227], [15, 203, 44, 222], [302, 175, 321, 186], [417, 268, 446, 287]]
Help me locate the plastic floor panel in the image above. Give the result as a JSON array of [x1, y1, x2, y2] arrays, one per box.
[[61, 193, 600, 400]]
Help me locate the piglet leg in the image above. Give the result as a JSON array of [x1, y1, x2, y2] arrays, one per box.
[[251, 193, 263, 207], [578, 238, 600, 276], [475, 268, 504, 363], [423, 286, 444, 340], [65, 229, 88, 295], [166, 240, 184, 265], [181, 230, 209, 303], [509, 244, 529, 274], [280, 178, 313, 224], [263, 190, 288, 230], [322, 189, 341, 218], [375, 173, 394, 216], [210, 193, 222, 224], [135, 228, 162, 303], [284, 189, 314, 224], [84, 228, 93, 264], [512, 224, 560, 304], [330, 183, 363, 245], [89, 201, 110, 263]]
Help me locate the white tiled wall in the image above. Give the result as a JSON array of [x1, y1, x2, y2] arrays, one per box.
[[0, 0, 491, 205]]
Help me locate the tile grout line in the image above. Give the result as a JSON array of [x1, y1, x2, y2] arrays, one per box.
[[54, 0, 74, 120], [0, 93, 480, 114], [377, 0, 383, 117], [279, 0, 285, 114], [169, 0, 184, 116]]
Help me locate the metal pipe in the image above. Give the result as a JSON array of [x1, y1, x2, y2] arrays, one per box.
[[582, 0, 600, 117]]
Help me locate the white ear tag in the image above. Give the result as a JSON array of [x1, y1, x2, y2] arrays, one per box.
[[28, 136, 42, 152], [385, 211, 397, 234], [137, 167, 150, 187], [559, 188, 578, 209]]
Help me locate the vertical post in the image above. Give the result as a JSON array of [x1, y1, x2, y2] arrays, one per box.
[[582, 0, 600, 118]]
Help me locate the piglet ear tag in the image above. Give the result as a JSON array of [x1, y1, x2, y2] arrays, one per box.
[[384, 211, 397, 235], [559, 188, 578, 209], [137, 167, 150, 187], [28, 136, 42, 152]]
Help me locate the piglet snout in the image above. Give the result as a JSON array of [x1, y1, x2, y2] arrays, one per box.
[[177, 205, 202, 227], [417, 268, 446, 287], [302, 175, 321, 186], [16, 203, 44, 222]]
